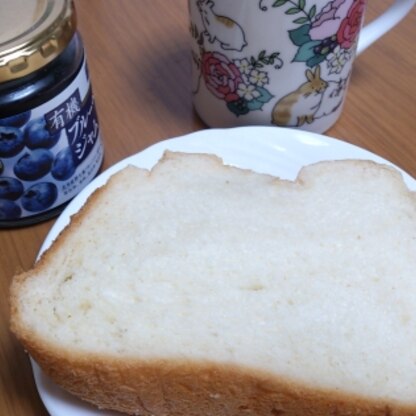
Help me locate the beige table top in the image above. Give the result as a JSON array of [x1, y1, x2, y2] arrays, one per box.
[[1, 1, 415, 414]]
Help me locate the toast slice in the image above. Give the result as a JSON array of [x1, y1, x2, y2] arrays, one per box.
[[10, 151, 416, 415]]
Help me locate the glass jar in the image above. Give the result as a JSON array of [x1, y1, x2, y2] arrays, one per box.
[[0, 0, 104, 227]]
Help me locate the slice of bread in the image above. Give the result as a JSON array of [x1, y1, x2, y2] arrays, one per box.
[[10, 151, 416, 415]]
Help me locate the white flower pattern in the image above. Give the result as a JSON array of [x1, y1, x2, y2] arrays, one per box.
[[249, 69, 269, 87], [237, 83, 261, 101], [234, 58, 251, 75], [326, 46, 352, 75]]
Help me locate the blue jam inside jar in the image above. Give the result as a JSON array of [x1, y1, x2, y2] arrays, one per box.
[[0, 2, 104, 228]]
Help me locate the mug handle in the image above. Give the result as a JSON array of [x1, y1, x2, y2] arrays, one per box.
[[357, 0, 415, 54]]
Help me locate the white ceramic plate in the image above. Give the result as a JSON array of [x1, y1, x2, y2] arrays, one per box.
[[32, 126, 416, 416]]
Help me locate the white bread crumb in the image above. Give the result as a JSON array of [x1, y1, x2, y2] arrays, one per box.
[[10, 151, 416, 415]]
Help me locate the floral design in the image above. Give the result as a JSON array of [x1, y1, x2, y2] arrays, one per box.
[[237, 84, 261, 101], [326, 46, 352, 74], [234, 58, 252, 75], [249, 69, 270, 87], [191, 0, 366, 125], [264, 0, 365, 127], [201, 52, 242, 102], [337, 0, 366, 48], [197, 49, 281, 116], [272, 0, 366, 70], [309, 0, 354, 40]]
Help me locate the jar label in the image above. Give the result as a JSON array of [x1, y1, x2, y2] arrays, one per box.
[[0, 57, 104, 222]]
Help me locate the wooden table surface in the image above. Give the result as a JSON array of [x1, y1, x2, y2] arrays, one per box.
[[1, 1, 415, 415]]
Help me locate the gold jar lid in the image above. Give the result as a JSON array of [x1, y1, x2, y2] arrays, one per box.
[[0, 0, 76, 82]]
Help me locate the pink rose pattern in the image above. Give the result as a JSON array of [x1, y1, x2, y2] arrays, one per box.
[[272, 0, 366, 70], [201, 52, 242, 103], [309, 0, 354, 41], [264, 0, 366, 126], [337, 0, 366, 48], [198, 50, 279, 116], [192, 0, 366, 120], [191, 2, 281, 116], [191, 29, 280, 116], [308, 0, 366, 48]]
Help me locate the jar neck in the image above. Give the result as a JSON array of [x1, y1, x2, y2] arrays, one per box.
[[0, 33, 84, 118]]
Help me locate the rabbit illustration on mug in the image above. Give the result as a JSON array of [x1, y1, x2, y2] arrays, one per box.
[[271, 66, 328, 127], [313, 76, 349, 120], [197, 0, 247, 52]]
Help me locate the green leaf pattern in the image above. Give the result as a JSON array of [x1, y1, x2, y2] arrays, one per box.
[[226, 51, 280, 116], [195, 0, 360, 119], [271, 0, 356, 68]]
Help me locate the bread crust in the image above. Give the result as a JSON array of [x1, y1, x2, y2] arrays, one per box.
[[10, 333, 416, 416], [9, 154, 416, 415]]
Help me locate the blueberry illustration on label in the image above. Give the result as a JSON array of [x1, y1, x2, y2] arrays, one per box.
[[21, 182, 58, 212], [0, 126, 25, 157], [51, 147, 76, 180], [14, 149, 54, 181], [0, 199, 22, 219], [0, 177, 24, 200], [24, 118, 60, 149], [0, 111, 31, 128]]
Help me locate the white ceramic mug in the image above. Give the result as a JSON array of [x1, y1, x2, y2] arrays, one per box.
[[189, 0, 415, 133]]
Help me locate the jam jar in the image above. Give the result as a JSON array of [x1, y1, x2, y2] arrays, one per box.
[[0, 0, 104, 227]]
